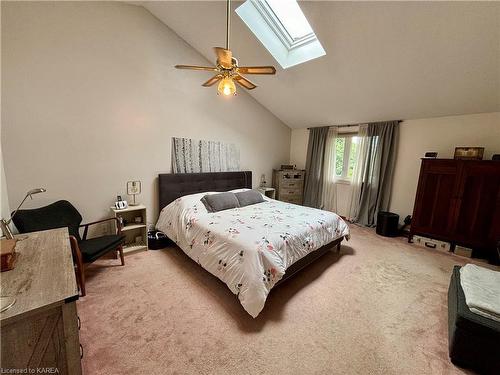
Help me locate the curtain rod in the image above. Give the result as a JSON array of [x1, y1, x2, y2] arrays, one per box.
[[307, 120, 402, 130]]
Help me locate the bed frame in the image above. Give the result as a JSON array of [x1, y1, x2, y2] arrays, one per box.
[[158, 171, 344, 286], [159, 171, 252, 210]]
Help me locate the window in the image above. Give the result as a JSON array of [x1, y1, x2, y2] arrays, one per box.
[[265, 0, 314, 41], [334, 135, 359, 181], [236, 0, 326, 69]]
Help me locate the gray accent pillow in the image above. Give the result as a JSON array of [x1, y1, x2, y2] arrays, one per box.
[[201, 192, 240, 213], [235, 190, 265, 207]]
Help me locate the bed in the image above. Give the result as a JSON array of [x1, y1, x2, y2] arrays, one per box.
[[156, 171, 350, 317]]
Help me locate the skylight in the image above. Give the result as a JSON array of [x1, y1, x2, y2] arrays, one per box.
[[236, 0, 325, 69], [266, 0, 314, 41]]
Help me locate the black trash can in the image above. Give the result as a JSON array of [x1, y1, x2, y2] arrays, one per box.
[[376, 211, 399, 237]]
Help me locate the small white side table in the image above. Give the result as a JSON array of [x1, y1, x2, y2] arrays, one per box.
[[258, 187, 276, 199], [110, 204, 148, 254]]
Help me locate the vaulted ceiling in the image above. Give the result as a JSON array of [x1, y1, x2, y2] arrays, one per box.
[[140, 1, 500, 129]]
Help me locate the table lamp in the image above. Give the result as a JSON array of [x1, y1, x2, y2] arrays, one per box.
[[127, 181, 141, 206], [260, 174, 267, 188], [0, 188, 46, 239]]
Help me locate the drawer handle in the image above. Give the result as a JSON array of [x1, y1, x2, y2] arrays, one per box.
[[77, 316, 81, 330], [424, 242, 436, 249], [80, 344, 84, 359]]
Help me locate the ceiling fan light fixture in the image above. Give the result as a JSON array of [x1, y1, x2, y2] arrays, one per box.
[[174, 0, 275, 96], [218, 77, 236, 96]]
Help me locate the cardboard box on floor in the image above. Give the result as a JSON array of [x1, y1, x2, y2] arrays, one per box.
[[454, 245, 472, 258]]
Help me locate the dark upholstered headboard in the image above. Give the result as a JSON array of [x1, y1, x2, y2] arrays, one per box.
[[158, 171, 252, 210]]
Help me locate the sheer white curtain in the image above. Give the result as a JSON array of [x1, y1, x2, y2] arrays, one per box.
[[347, 124, 369, 221], [321, 127, 338, 212]]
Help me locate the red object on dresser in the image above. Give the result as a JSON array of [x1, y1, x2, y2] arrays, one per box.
[[0, 239, 18, 271], [410, 159, 500, 262]]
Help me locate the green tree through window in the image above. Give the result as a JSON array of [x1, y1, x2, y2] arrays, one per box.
[[335, 138, 345, 176], [333, 135, 359, 180]]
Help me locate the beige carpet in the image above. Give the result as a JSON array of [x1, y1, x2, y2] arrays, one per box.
[[77, 226, 490, 375]]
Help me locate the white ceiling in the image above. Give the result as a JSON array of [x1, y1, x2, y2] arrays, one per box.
[[140, 1, 500, 129]]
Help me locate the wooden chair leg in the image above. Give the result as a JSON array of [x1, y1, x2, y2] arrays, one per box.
[[78, 265, 86, 297], [118, 246, 125, 266], [69, 235, 86, 297]]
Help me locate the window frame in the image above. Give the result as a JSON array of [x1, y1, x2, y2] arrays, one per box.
[[235, 0, 326, 69], [334, 133, 358, 184], [261, 0, 316, 49]]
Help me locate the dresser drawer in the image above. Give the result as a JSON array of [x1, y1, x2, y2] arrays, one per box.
[[281, 195, 303, 205], [280, 171, 304, 181], [279, 187, 302, 196], [281, 180, 303, 189]]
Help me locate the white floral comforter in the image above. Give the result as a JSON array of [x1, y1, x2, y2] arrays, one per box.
[[156, 191, 350, 317]]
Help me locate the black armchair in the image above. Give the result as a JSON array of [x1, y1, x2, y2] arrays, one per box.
[[12, 200, 125, 296]]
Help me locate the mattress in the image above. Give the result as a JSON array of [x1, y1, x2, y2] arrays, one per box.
[[156, 191, 350, 317]]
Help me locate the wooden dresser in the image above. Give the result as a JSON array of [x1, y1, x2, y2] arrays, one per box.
[[0, 228, 82, 374], [273, 169, 306, 205], [410, 159, 500, 262]]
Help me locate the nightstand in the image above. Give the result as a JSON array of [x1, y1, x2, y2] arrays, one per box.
[[111, 204, 148, 254], [258, 187, 276, 199]]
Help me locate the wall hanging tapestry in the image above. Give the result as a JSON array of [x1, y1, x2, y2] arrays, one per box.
[[171, 137, 240, 173]]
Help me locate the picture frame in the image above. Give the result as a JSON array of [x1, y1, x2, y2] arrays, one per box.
[[454, 147, 484, 160]]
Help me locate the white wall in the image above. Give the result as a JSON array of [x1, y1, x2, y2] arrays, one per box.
[[289, 112, 500, 220], [1, 1, 290, 229], [290, 128, 308, 170]]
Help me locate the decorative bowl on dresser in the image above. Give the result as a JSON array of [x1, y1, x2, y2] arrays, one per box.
[[273, 169, 305, 205]]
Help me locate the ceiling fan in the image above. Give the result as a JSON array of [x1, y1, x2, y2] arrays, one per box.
[[174, 0, 276, 96]]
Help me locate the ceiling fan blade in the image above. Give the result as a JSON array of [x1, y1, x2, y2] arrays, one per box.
[[213, 47, 233, 68], [237, 66, 276, 75], [234, 74, 257, 90], [175, 65, 218, 72], [202, 74, 223, 87]]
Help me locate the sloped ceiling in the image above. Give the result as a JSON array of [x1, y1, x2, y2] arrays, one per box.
[[140, 1, 500, 129]]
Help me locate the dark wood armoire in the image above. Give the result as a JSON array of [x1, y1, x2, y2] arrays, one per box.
[[410, 159, 500, 262]]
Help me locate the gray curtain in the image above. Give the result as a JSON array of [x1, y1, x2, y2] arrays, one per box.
[[303, 127, 329, 208], [354, 121, 399, 226]]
